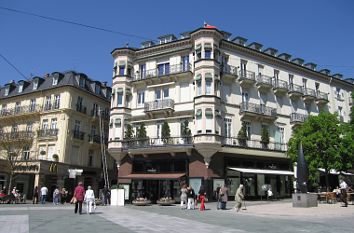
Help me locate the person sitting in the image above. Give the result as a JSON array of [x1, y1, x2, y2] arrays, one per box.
[[267, 188, 273, 200]]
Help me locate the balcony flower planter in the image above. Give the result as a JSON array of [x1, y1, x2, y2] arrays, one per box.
[[156, 197, 175, 206], [132, 198, 151, 206]]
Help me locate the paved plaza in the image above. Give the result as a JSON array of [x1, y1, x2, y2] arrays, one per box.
[[0, 199, 354, 233]]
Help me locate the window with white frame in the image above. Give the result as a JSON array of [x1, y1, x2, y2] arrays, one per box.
[[26, 122, 33, 132], [53, 76, 58, 85], [42, 119, 48, 130], [22, 146, 30, 160], [45, 96, 51, 110], [51, 118, 57, 129], [117, 89, 123, 106], [224, 118, 232, 138], [195, 109, 202, 134], [196, 75, 202, 96], [33, 80, 38, 90], [74, 120, 80, 132], [205, 108, 213, 133], [244, 121, 251, 139], [114, 118, 121, 128], [30, 99, 36, 112], [205, 73, 213, 95], [137, 90, 145, 107], [157, 63, 170, 76], [54, 94, 60, 109], [196, 44, 202, 60], [4, 87, 9, 96], [204, 43, 212, 59], [289, 74, 294, 87], [18, 84, 24, 93], [15, 102, 21, 114]]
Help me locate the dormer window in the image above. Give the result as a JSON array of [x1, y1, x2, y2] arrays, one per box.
[[4, 87, 10, 96], [95, 84, 101, 95], [33, 80, 38, 90], [79, 77, 85, 88], [18, 84, 24, 93], [53, 76, 59, 86]]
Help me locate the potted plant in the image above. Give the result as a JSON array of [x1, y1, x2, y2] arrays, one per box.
[[261, 127, 270, 149], [237, 122, 248, 147], [161, 121, 170, 144]]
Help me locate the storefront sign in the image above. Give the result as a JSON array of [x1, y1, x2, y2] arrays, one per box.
[[14, 165, 39, 173]]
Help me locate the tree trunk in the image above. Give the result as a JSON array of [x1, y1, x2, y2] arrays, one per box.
[[325, 171, 330, 192], [7, 173, 14, 195]]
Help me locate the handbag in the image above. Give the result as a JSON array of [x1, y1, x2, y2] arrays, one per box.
[[70, 197, 77, 204]]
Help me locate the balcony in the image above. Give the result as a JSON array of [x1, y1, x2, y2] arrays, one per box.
[[223, 137, 287, 151], [0, 131, 34, 141], [76, 105, 87, 114], [37, 129, 58, 140], [240, 102, 277, 121], [303, 88, 316, 102], [133, 64, 192, 82], [288, 84, 304, 99], [72, 130, 85, 140], [256, 75, 273, 92], [144, 99, 174, 115], [273, 80, 288, 95], [221, 64, 238, 81], [290, 113, 308, 127], [316, 91, 329, 105], [238, 70, 256, 88], [0, 104, 42, 119], [88, 134, 101, 144]]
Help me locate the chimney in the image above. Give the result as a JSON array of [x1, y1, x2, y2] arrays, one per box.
[[232, 36, 248, 46], [247, 42, 263, 51], [291, 58, 304, 66], [278, 53, 292, 61], [304, 62, 317, 70], [263, 47, 278, 56], [319, 69, 331, 75]]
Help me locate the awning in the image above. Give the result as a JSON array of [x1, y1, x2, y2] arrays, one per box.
[[119, 173, 185, 180], [318, 168, 354, 176], [228, 167, 294, 176]]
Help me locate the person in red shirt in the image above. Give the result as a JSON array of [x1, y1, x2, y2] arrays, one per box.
[[73, 182, 85, 214]]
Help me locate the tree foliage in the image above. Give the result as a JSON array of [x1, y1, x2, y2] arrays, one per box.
[[161, 121, 171, 143], [288, 112, 354, 190], [137, 123, 147, 139], [181, 120, 192, 137], [261, 126, 270, 145], [124, 124, 134, 140]]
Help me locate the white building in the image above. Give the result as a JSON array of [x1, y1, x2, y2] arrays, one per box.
[[108, 26, 353, 201]]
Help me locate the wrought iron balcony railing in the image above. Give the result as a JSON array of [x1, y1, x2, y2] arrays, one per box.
[[120, 136, 193, 150], [222, 64, 238, 76], [304, 88, 316, 97], [134, 63, 191, 81], [144, 99, 174, 112], [0, 131, 34, 140], [240, 102, 277, 117], [288, 84, 304, 94], [290, 112, 308, 123], [273, 79, 288, 90], [238, 70, 255, 81], [316, 91, 329, 101], [0, 104, 42, 117], [37, 129, 59, 138], [256, 75, 273, 86], [73, 130, 85, 140]]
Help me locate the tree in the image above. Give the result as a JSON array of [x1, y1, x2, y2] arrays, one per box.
[[0, 130, 33, 194], [287, 112, 351, 191], [124, 124, 134, 140], [261, 126, 270, 148], [161, 121, 170, 143], [136, 123, 148, 146], [237, 122, 248, 147], [181, 120, 192, 144]]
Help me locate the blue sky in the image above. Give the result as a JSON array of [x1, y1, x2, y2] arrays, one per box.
[[1, 0, 354, 85]]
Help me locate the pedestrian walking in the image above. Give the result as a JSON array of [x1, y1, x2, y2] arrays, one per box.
[[73, 182, 85, 214], [53, 187, 60, 205], [339, 178, 348, 207], [102, 186, 110, 205], [234, 184, 244, 212], [215, 185, 221, 210], [32, 186, 39, 204], [219, 184, 228, 210], [40, 186, 48, 204], [198, 185, 206, 211], [187, 185, 195, 210], [84, 186, 95, 214], [180, 184, 188, 209]]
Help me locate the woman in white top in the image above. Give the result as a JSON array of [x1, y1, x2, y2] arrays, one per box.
[[84, 186, 95, 214]]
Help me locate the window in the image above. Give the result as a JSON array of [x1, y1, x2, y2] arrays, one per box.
[[205, 49, 211, 59], [4, 87, 9, 96], [315, 82, 320, 91], [155, 89, 161, 100], [196, 109, 202, 134], [74, 120, 80, 132], [289, 74, 294, 87], [205, 74, 213, 95], [274, 70, 279, 80], [305, 103, 311, 114], [137, 90, 145, 107], [196, 44, 202, 60], [114, 118, 121, 128], [92, 103, 98, 116], [163, 88, 169, 98], [224, 118, 232, 137], [26, 122, 33, 132], [242, 91, 249, 103], [54, 94, 60, 109], [15, 102, 21, 114], [140, 64, 146, 79], [302, 78, 307, 90], [242, 121, 251, 139], [18, 84, 24, 93], [182, 55, 189, 71], [76, 96, 83, 111], [336, 87, 341, 99], [157, 63, 170, 76], [30, 99, 36, 112], [79, 78, 85, 88], [45, 96, 51, 110], [33, 80, 38, 90], [258, 65, 264, 76], [275, 127, 284, 150], [88, 150, 94, 167], [119, 66, 125, 76], [52, 77, 58, 85], [51, 118, 57, 129], [117, 92, 123, 106], [91, 125, 96, 136], [22, 146, 30, 160], [1, 104, 6, 115], [42, 119, 48, 130], [11, 124, 18, 133], [240, 60, 247, 73], [205, 108, 213, 133], [95, 85, 101, 94]]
